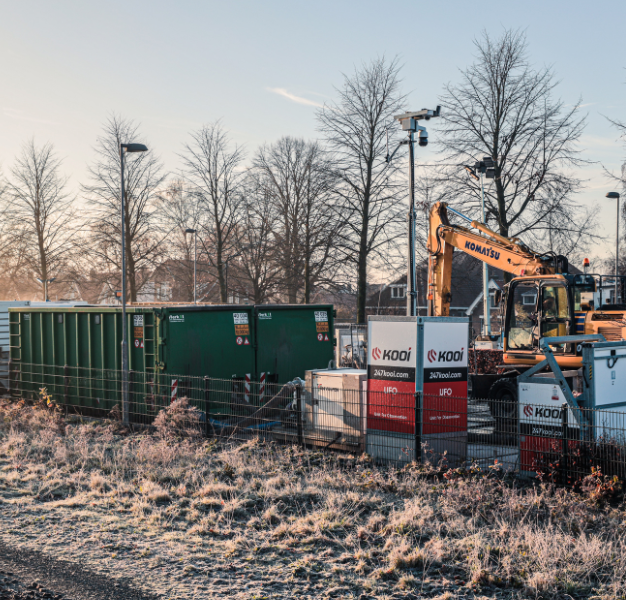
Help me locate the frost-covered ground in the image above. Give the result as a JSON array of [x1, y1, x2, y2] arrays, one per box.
[[1, 398, 625, 600]]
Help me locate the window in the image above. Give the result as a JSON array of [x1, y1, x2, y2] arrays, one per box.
[[540, 285, 570, 347], [508, 282, 538, 350], [390, 285, 406, 299]]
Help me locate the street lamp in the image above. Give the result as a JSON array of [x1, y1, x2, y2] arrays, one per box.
[[35, 277, 56, 302], [120, 142, 148, 425], [465, 157, 495, 337], [606, 191, 621, 304], [388, 106, 441, 317], [224, 252, 243, 303], [185, 229, 197, 304]]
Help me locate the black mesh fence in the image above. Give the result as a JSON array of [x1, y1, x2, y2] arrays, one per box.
[[6, 361, 626, 487]]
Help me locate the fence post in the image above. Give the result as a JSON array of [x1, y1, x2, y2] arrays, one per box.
[[414, 391, 421, 463], [561, 402, 569, 480], [296, 382, 304, 448], [204, 376, 210, 437], [129, 370, 135, 425], [64, 364, 69, 405]]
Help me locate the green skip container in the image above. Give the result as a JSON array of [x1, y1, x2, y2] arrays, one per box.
[[8, 303, 335, 420]]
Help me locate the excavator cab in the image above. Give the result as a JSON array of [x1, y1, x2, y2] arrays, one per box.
[[502, 273, 626, 366], [503, 275, 573, 359]]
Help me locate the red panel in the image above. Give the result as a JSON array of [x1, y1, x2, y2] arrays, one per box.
[[422, 382, 467, 434], [367, 379, 415, 434]]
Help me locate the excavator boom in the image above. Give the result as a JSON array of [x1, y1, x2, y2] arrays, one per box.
[[427, 202, 558, 316]]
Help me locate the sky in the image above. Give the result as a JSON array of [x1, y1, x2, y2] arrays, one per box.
[[1, 0, 625, 269]]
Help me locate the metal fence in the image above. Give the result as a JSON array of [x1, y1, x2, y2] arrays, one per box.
[[6, 361, 626, 486]]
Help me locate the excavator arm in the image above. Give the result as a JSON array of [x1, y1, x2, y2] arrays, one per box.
[[427, 202, 558, 316]]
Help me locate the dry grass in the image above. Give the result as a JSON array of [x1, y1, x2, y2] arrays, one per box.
[[1, 398, 626, 599]]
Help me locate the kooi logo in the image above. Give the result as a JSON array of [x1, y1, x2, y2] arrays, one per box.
[[428, 348, 465, 363], [523, 405, 533, 418], [372, 347, 411, 362]]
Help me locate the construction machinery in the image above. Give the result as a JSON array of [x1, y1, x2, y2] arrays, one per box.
[[427, 201, 626, 413]]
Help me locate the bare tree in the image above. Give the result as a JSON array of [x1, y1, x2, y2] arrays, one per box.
[[318, 57, 406, 322], [82, 116, 166, 302], [232, 172, 283, 303], [180, 122, 244, 303], [604, 118, 626, 275], [438, 30, 593, 278], [4, 140, 75, 300], [253, 137, 340, 303], [156, 180, 203, 302]]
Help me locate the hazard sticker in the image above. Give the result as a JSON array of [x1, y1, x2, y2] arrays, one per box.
[[317, 333, 323, 341], [235, 324, 250, 335], [324, 334, 329, 341], [134, 339, 144, 348], [244, 337, 250, 345], [236, 336, 243, 345], [316, 321, 329, 333]]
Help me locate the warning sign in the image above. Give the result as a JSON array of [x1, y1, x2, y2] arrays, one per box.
[[134, 326, 143, 338], [236, 336, 243, 345], [316, 321, 329, 333], [324, 333, 329, 341], [244, 337, 250, 345], [234, 313, 250, 335], [317, 333, 323, 341], [134, 339, 144, 348]]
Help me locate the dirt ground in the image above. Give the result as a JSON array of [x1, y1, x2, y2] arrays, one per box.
[[1, 399, 626, 599], [0, 541, 159, 599]]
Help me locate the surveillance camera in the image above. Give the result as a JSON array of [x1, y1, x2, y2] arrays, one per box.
[[418, 130, 428, 147]]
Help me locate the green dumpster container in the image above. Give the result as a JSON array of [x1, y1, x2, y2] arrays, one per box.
[[255, 304, 334, 384], [8, 303, 335, 420]]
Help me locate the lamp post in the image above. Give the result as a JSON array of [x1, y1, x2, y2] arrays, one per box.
[[120, 142, 148, 425], [606, 191, 621, 304], [465, 158, 495, 337], [388, 106, 441, 316], [36, 277, 56, 302], [224, 252, 243, 303], [185, 229, 197, 304]]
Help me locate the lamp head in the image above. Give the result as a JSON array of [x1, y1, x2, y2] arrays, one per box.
[[121, 143, 148, 153], [185, 228, 197, 234], [606, 192, 620, 199]]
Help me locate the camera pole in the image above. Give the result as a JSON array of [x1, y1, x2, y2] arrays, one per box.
[[407, 128, 417, 317], [388, 107, 441, 317]]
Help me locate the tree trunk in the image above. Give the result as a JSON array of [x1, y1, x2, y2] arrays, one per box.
[[125, 216, 137, 302], [356, 209, 369, 323], [304, 254, 310, 304], [217, 249, 226, 303]]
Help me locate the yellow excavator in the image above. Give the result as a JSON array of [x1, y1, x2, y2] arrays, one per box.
[[427, 201, 626, 411]]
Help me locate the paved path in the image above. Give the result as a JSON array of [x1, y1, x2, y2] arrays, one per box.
[[0, 543, 159, 600]]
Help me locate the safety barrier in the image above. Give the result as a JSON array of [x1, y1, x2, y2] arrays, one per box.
[[6, 361, 626, 486]]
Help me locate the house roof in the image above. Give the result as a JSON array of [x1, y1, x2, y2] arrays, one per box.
[[368, 250, 582, 311]]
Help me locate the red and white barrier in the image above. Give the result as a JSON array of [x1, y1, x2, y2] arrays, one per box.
[[245, 373, 251, 403], [170, 379, 178, 403], [259, 372, 266, 403]]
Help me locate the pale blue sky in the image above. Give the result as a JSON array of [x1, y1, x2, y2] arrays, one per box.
[[1, 0, 625, 262]]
